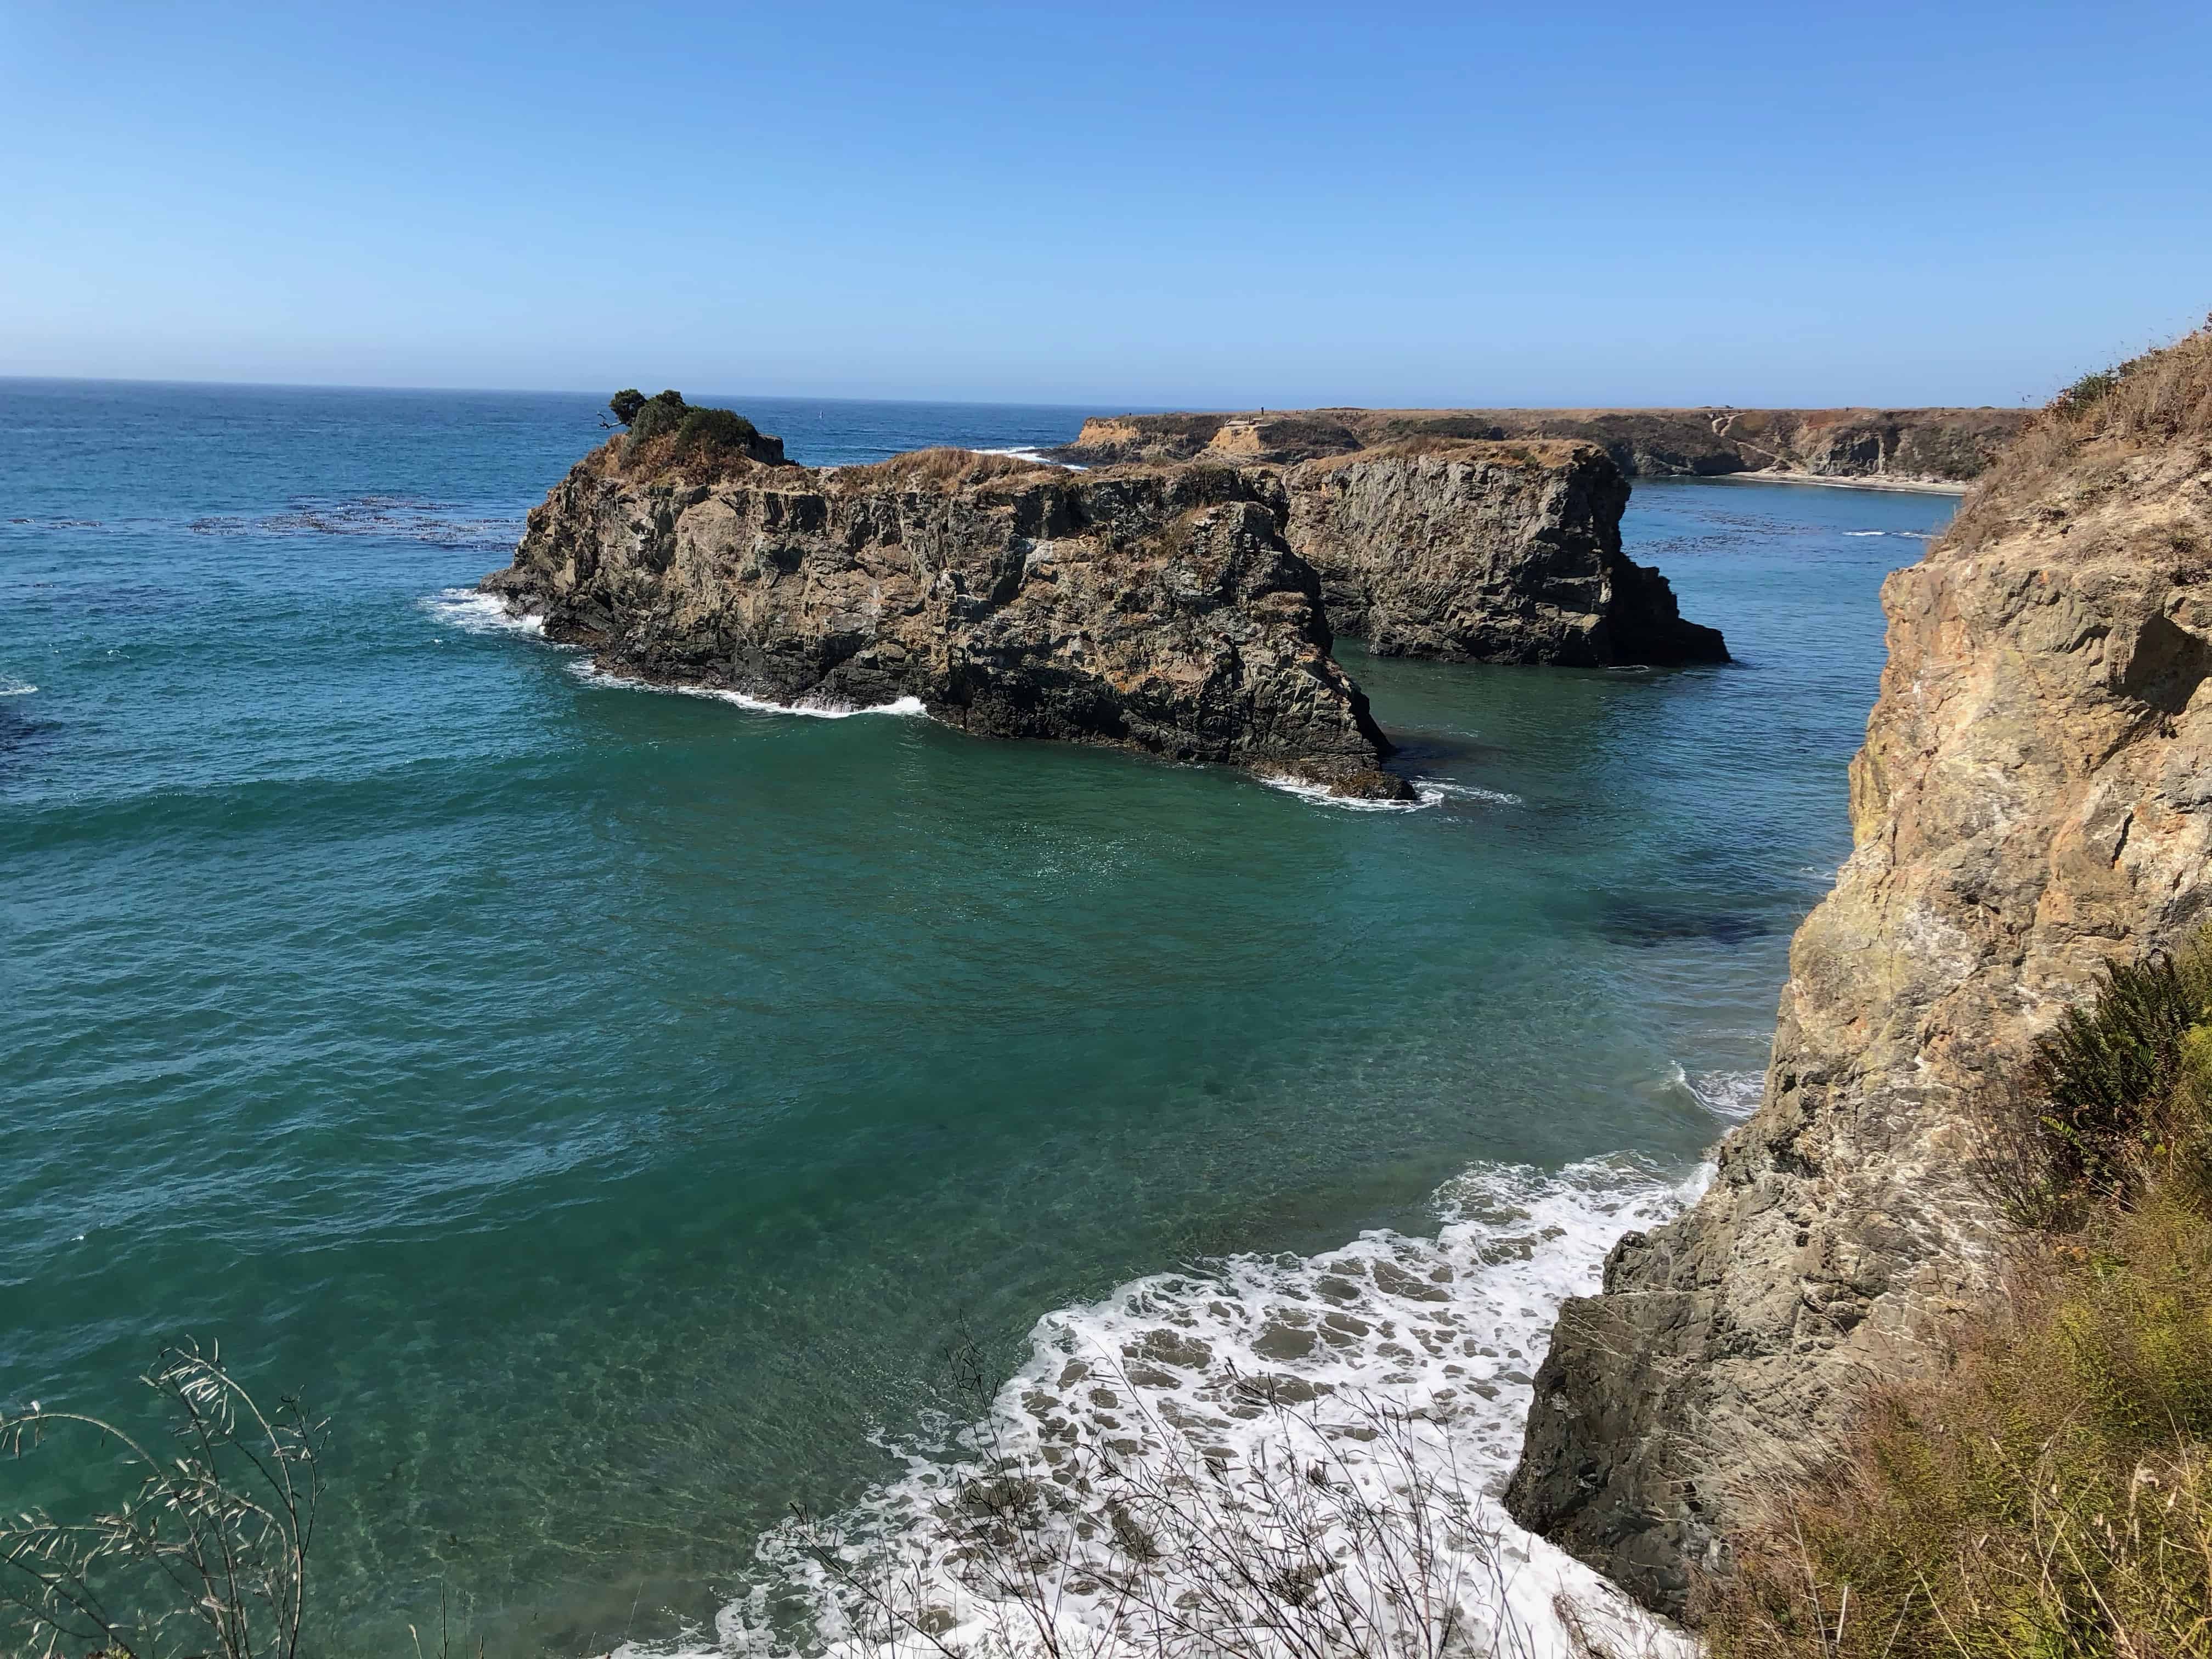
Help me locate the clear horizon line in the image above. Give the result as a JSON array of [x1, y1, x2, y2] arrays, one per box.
[[0, 371, 2035, 415]]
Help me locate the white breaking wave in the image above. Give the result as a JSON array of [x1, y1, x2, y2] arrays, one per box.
[[0, 679, 35, 696], [668, 1156, 1705, 1659], [571, 659, 927, 720], [981, 445, 1085, 471], [1258, 774, 1443, 812], [421, 588, 548, 638], [1678, 1065, 1763, 1121], [1426, 781, 1524, 808], [1259, 775, 1523, 814]]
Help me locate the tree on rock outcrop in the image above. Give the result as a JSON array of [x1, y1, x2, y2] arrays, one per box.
[[607, 388, 647, 426]]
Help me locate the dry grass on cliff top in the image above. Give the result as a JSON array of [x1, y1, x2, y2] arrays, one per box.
[[1701, 936, 2212, 1659], [1948, 318, 2212, 549], [852, 447, 1061, 491]]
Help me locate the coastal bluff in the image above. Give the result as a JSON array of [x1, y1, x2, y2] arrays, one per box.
[[1054, 406, 2027, 489], [482, 440, 1413, 798], [1504, 334, 2212, 1612]]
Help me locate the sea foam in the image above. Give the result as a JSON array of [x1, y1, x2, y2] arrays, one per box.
[[571, 659, 927, 720], [980, 445, 1085, 471], [1259, 774, 1524, 814], [681, 1156, 1705, 1659], [1257, 773, 1443, 812], [421, 588, 549, 638], [1680, 1065, 1763, 1121]]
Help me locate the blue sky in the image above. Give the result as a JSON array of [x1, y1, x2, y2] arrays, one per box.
[[3, 1, 2206, 407]]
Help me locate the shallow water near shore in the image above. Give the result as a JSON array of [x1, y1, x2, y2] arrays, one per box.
[[0, 381, 1955, 1655]]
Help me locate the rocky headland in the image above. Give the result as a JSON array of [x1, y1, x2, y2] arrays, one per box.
[[1503, 331, 2212, 1613], [1261, 438, 1726, 664], [1053, 405, 2027, 489]]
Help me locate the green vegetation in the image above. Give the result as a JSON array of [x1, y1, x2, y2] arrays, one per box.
[[622, 388, 693, 444], [1702, 930, 2212, 1659], [1951, 322, 2212, 555], [605, 388, 768, 475], [2052, 365, 2126, 418]]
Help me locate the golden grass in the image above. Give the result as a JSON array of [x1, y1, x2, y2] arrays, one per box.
[[845, 447, 1061, 491], [1700, 931, 2212, 1659], [1946, 318, 2212, 550]]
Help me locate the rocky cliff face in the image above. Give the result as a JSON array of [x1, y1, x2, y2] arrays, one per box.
[[482, 442, 1410, 797], [1054, 407, 2027, 487], [1263, 439, 1727, 665], [1504, 335, 2212, 1614]]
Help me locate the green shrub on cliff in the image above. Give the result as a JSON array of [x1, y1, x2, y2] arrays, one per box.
[[623, 389, 690, 444], [1977, 944, 2212, 1227], [608, 389, 767, 475], [672, 405, 760, 455], [1702, 931, 2212, 1659]]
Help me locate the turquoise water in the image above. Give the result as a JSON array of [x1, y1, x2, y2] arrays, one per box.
[[0, 381, 1954, 1655]]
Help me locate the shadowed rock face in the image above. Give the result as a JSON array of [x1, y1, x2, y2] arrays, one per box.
[[1503, 366, 2212, 1614], [482, 443, 1412, 798], [1054, 407, 2027, 487], [1263, 439, 1727, 665]]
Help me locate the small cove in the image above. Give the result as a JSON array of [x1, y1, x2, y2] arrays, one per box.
[[0, 381, 1955, 1655]]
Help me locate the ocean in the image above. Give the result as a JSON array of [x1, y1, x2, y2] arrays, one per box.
[[0, 380, 1955, 1656]]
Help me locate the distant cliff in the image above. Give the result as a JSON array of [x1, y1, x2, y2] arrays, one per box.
[[1052, 406, 2027, 488], [1261, 439, 1725, 665], [1503, 330, 2212, 1613]]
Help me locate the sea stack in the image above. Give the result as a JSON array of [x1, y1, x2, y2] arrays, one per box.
[[483, 435, 1413, 799], [1267, 438, 1728, 665]]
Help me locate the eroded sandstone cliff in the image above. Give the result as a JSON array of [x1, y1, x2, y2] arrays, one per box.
[[1503, 332, 2212, 1613], [1262, 439, 1726, 665], [482, 442, 1411, 797], [1054, 406, 2027, 487]]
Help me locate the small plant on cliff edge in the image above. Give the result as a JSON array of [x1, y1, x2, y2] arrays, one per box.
[[1977, 942, 2212, 1228], [607, 387, 647, 426], [0, 1341, 326, 1659]]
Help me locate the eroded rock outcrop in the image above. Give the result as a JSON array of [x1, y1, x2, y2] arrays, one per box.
[[1264, 439, 1726, 665], [482, 442, 1411, 797], [1504, 333, 2212, 1613], [1054, 407, 2027, 487]]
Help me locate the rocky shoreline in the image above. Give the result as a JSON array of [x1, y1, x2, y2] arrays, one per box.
[[1503, 331, 2212, 1614]]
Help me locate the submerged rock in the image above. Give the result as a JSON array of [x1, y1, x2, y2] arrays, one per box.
[[483, 441, 1413, 798], [1503, 329, 2212, 1613], [1267, 439, 1728, 665]]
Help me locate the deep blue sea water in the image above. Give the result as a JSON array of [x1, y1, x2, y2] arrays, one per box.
[[0, 381, 1955, 1655]]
